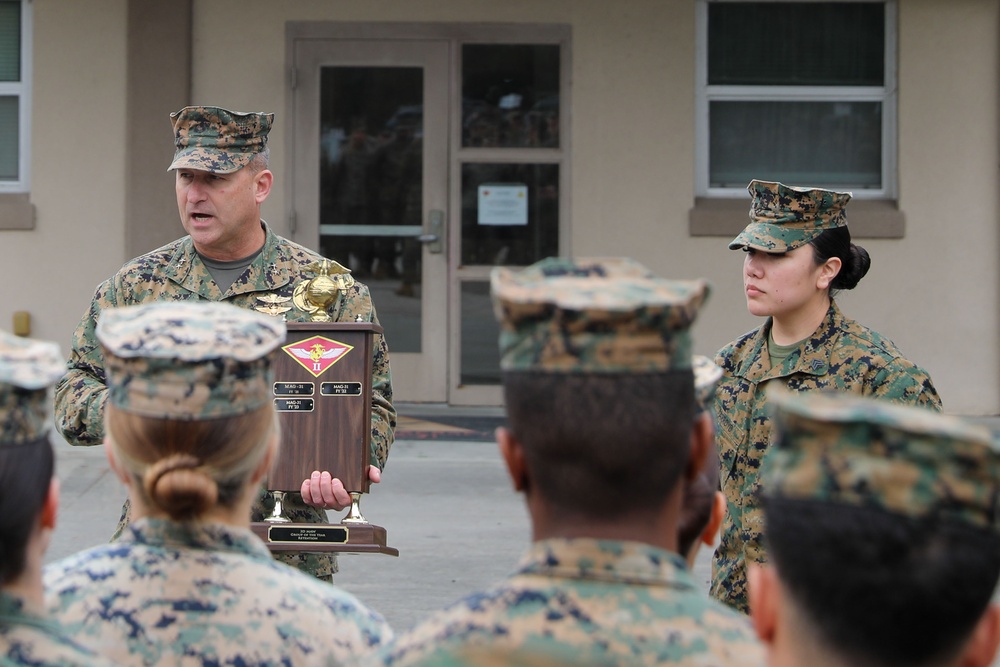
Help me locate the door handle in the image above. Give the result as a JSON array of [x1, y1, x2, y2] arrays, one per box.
[[420, 209, 445, 254]]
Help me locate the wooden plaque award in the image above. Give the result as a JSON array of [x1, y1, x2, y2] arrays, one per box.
[[250, 260, 398, 556]]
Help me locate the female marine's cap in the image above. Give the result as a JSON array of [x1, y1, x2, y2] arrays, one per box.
[[491, 257, 710, 374], [97, 301, 286, 420], [0, 330, 64, 445], [729, 180, 852, 253], [167, 106, 273, 174], [763, 387, 1000, 532]]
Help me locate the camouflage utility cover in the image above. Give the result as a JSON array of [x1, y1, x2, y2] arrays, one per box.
[[492, 257, 710, 373], [0, 591, 113, 667], [98, 301, 285, 420], [0, 329, 63, 445], [368, 538, 765, 667], [728, 180, 851, 253], [45, 518, 392, 666], [168, 106, 272, 174], [693, 354, 723, 414], [765, 388, 1000, 531], [710, 301, 942, 613]]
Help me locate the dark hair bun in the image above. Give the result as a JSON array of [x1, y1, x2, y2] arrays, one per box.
[[831, 243, 871, 290]]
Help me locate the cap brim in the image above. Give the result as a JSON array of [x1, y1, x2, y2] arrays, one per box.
[[728, 222, 822, 253], [167, 147, 255, 174]]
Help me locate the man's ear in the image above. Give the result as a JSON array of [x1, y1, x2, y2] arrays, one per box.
[[254, 169, 274, 204], [496, 427, 529, 493], [685, 412, 712, 482], [700, 490, 727, 548], [40, 478, 59, 531], [955, 604, 1000, 667], [749, 564, 779, 645]]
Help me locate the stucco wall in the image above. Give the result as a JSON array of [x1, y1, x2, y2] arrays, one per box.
[[0, 0, 127, 354], [10, 0, 1000, 413]]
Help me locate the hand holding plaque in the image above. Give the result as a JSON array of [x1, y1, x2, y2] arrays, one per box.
[[251, 261, 398, 556]]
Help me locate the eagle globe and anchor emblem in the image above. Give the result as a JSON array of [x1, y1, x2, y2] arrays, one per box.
[[282, 259, 357, 376]]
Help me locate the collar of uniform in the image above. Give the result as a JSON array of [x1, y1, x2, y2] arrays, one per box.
[[163, 222, 294, 299], [515, 537, 696, 589], [735, 302, 843, 382], [234, 221, 297, 297], [120, 517, 274, 561], [0, 590, 52, 631]]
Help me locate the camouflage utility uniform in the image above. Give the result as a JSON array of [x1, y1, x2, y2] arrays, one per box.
[[710, 301, 942, 612], [53, 223, 395, 578], [0, 592, 114, 667], [45, 518, 392, 666], [371, 538, 765, 667]]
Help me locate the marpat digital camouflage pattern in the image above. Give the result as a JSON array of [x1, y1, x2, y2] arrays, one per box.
[[728, 180, 851, 253], [693, 355, 722, 415], [711, 302, 942, 613], [98, 301, 285, 420], [367, 539, 765, 667], [168, 106, 272, 174], [54, 224, 395, 578], [492, 257, 710, 374], [44, 519, 391, 666], [0, 592, 114, 667], [764, 388, 1000, 530], [0, 330, 63, 445]]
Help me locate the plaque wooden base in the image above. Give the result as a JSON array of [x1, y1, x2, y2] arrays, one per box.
[[250, 521, 399, 556]]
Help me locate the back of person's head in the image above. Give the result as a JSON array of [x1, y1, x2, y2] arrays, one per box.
[[0, 330, 64, 583], [98, 301, 286, 521], [677, 356, 723, 557], [760, 389, 1000, 667], [492, 257, 710, 519]]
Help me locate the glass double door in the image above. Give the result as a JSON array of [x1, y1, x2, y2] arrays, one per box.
[[291, 33, 564, 405]]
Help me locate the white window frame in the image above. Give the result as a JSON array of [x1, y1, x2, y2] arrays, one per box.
[[0, 0, 30, 193], [695, 0, 897, 199]]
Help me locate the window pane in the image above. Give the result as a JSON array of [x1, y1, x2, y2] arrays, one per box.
[[710, 101, 881, 188], [461, 281, 501, 385], [709, 3, 884, 86], [0, 95, 18, 179], [461, 163, 559, 266], [318, 66, 424, 352], [462, 44, 560, 148], [0, 1, 20, 82]]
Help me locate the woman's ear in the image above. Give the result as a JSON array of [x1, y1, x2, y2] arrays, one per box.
[[104, 439, 131, 485], [816, 257, 842, 291]]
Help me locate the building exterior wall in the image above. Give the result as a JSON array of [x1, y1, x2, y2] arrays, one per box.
[[8, 0, 999, 413], [1, 0, 128, 360]]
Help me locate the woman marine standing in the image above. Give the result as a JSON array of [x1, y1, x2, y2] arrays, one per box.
[[711, 180, 942, 614], [45, 301, 391, 665]]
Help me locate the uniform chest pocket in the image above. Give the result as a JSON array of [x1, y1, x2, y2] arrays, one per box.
[[713, 405, 746, 485]]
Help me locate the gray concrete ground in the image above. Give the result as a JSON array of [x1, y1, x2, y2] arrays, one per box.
[[46, 435, 713, 633]]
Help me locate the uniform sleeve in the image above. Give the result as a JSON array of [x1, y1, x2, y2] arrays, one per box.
[[333, 283, 396, 470], [368, 304, 396, 470], [53, 280, 118, 447], [870, 358, 943, 412]]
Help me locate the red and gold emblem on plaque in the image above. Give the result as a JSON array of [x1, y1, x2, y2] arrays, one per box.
[[282, 336, 354, 378]]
